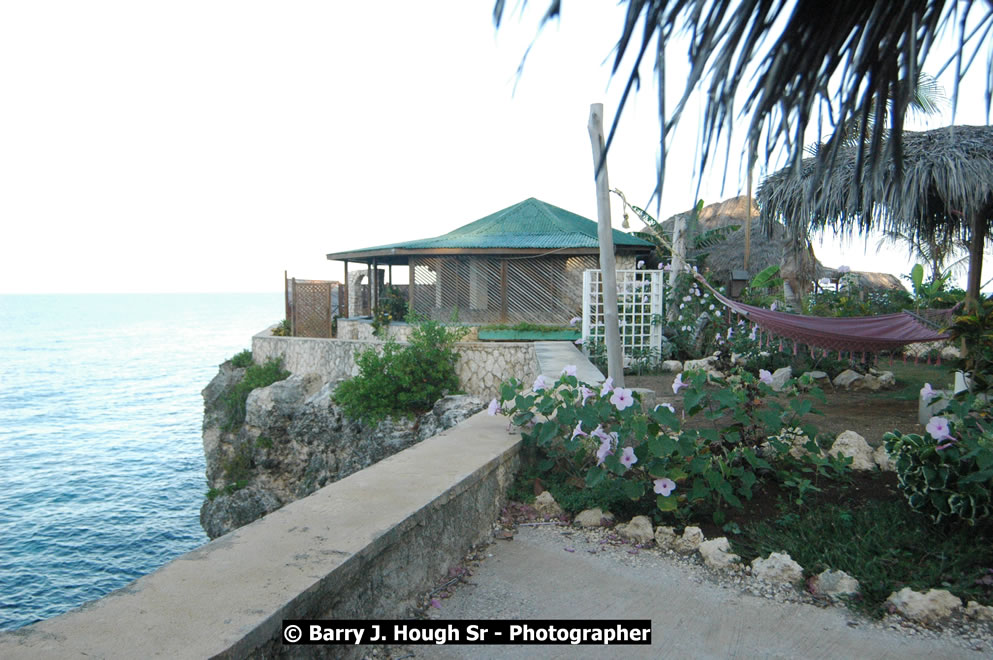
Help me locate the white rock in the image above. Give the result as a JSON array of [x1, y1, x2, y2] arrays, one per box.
[[873, 445, 895, 472], [730, 352, 747, 366], [673, 526, 705, 554], [616, 516, 654, 544], [852, 374, 882, 391], [661, 360, 684, 373], [833, 369, 864, 389], [877, 371, 896, 388], [762, 427, 816, 460], [770, 366, 792, 391], [885, 588, 962, 624], [698, 537, 740, 570], [573, 508, 614, 527], [810, 569, 860, 598], [684, 357, 717, 372], [533, 491, 563, 517], [751, 552, 804, 585], [941, 345, 961, 361], [805, 370, 829, 381], [829, 430, 876, 471], [654, 525, 677, 548], [965, 600, 993, 621]]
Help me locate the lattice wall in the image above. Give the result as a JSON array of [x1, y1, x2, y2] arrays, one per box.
[[582, 269, 664, 363], [410, 255, 596, 324], [287, 279, 341, 338]]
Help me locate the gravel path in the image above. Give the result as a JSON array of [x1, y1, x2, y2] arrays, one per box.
[[369, 524, 993, 660]]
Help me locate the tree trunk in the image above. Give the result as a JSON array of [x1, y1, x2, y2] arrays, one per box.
[[965, 212, 987, 311], [588, 103, 624, 387]]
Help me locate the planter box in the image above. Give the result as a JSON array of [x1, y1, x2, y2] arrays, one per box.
[[477, 329, 580, 341]]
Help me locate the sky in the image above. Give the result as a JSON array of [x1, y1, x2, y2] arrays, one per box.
[[1, 1, 991, 295]]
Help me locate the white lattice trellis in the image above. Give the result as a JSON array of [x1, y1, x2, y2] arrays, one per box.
[[582, 269, 664, 364]]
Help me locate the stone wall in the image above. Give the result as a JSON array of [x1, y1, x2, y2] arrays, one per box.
[[0, 412, 522, 659], [252, 326, 539, 399]]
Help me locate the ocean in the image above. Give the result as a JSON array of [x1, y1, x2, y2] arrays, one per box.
[[0, 292, 284, 630]]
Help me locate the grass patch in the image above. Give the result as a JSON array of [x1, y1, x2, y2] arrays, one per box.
[[732, 498, 993, 616], [230, 349, 254, 369], [879, 361, 957, 401], [221, 358, 290, 431]]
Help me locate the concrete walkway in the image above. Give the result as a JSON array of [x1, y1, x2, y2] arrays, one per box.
[[533, 341, 604, 385], [416, 525, 985, 660]]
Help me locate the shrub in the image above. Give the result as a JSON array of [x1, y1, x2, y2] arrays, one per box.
[[371, 285, 409, 337], [271, 319, 292, 336], [221, 358, 290, 431], [884, 393, 993, 526], [496, 367, 848, 526], [334, 317, 467, 424], [230, 349, 254, 368]]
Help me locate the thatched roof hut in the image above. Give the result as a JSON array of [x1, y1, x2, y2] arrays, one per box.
[[758, 125, 993, 303]]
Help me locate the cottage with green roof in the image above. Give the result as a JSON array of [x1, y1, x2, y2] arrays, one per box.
[[327, 197, 652, 324]]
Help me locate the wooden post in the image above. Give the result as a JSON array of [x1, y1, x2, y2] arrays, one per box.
[[668, 214, 687, 321], [284, 270, 290, 322], [290, 277, 297, 336], [343, 260, 349, 318], [408, 259, 415, 313], [589, 103, 624, 387], [326, 283, 332, 338], [965, 212, 987, 311]]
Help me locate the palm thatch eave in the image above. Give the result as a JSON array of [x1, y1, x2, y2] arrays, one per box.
[[758, 125, 993, 302]]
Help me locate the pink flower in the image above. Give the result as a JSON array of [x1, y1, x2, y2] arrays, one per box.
[[569, 316, 581, 326], [487, 398, 500, 415], [653, 478, 676, 496], [663, 263, 672, 271], [749, 326, 758, 341], [758, 369, 773, 385], [672, 373, 688, 394], [430, 598, 442, 608], [600, 377, 614, 397], [591, 425, 612, 444], [574, 338, 584, 346], [610, 387, 635, 411], [637, 260, 645, 268], [532, 375, 548, 392], [571, 422, 587, 441], [926, 416, 952, 442], [920, 383, 935, 403], [658, 263, 665, 269], [579, 385, 595, 405], [620, 446, 638, 469], [595, 437, 613, 466], [770, 301, 778, 311], [727, 327, 733, 339], [561, 364, 577, 378]]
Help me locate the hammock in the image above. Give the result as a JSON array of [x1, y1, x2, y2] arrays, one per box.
[[712, 290, 950, 354]]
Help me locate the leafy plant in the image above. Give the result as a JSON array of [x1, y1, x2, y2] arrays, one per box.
[[885, 393, 993, 525], [221, 358, 291, 431], [946, 295, 993, 393], [334, 317, 468, 424], [271, 319, 292, 337], [371, 284, 409, 337], [230, 349, 254, 368], [907, 263, 952, 310], [496, 366, 847, 525]]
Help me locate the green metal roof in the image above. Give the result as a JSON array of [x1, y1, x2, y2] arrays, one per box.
[[327, 197, 652, 262]]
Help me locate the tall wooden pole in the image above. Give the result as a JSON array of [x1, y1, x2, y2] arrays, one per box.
[[589, 103, 624, 387], [744, 172, 753, 271]]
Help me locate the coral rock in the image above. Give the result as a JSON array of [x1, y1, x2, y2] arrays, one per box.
[[616, 516, 655, 544], [829, 430, 876, 471], [885, 588, 962, 625], [751, 552, 804, 585], [672, 526, 705, 554], [698, 537, 740, 570]]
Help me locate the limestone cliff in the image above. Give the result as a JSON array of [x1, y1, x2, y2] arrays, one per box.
[[199, 361, 483, 539]]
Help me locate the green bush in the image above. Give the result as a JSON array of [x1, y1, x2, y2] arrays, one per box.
[[497, 367, 848, 525], [334, 318, 467, 424], [885, 393, 993, 526], [271, 319, 292, 336], [221, 358, 290, 431], [230, 349, 254, 368]]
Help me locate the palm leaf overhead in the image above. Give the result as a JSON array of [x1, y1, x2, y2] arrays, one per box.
[[758, 124, 993, 303], [494, 1, 993, 205]]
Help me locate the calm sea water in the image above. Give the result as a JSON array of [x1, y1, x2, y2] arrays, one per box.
[[0, 293, 284, 630]]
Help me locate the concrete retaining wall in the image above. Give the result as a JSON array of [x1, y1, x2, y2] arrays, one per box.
[[252, 327, 539, 399], [0, 411, 522, 659]]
